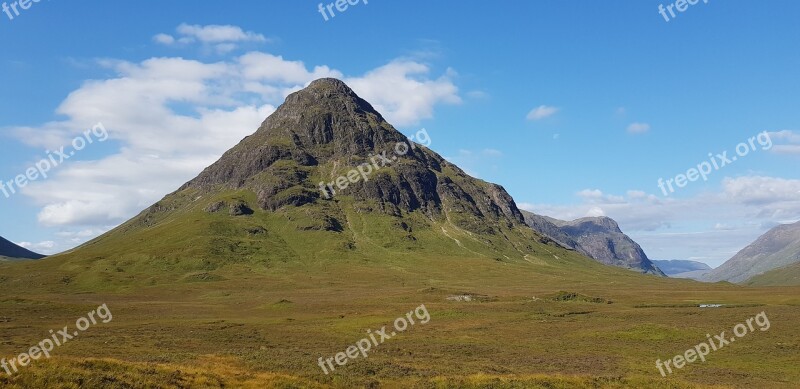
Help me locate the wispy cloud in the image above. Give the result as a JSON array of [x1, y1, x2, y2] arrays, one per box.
[[768, 130, 800, 155], [627, 122, 650, 134], [154, 23, 270, 54], [526, 105, 559, 121], [16, 240, 56, 254]]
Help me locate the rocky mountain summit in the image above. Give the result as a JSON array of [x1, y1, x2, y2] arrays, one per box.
[[522, 211, 665, 276], [177, 78, 525, 230]]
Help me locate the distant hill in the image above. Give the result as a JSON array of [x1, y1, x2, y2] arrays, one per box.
[[652, 260, 712, 280], [522, 211, 665, 276], [704, 221, 800, 283], [0, 236, 45, 260]]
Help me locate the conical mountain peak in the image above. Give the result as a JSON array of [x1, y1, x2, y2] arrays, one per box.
[[145, 78, 526, 245]]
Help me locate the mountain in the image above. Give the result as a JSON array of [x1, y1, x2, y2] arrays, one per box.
[[704, 221, 800, 283], [746, 262, 800, 286], [0, 236, 44, 260], [521, 211, 664, 276], [651, 260, 712, 280], [50, 78, 637, 288], [521, 213, 590, 257]]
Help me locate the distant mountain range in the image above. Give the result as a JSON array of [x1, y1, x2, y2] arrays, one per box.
[[522, 211, 665, 276], [0, 236, 45, 260], [651, 260, 712, 280], [704, 221, 800, 284]]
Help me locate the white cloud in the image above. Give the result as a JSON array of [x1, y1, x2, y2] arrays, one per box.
[[519, 175, 800, 266], [344, 61, 461, 126], [16, 241, 56, 254], [153, 33, 175, 45], [627, 122, 650, 134], [526, 105, 558, 121], [577, 189, 603, 200], [768, 130, 800, 155], [240, 52, 342, 85], [721, 176, 800, 219], [176, 24, 267, 44], [769, 130, 800, 143], [577, 189, 624, 204], [586, 207, 605, 217], [9, 35, 461, 242], [154, 23, 269, 54]]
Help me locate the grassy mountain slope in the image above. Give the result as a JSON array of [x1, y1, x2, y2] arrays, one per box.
[[705, 221, 800, 283], [747, 262, 800, 286]]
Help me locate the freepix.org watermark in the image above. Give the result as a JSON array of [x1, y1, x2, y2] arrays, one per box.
[[317, 0, 368, 22], [318, 128, 430, 199], [1, 303, 113, 377], [1, 123, 108, 199], [658, 0, 709, 23], [655, 311, 770, 377], [657, 131, 772, 197], [2, 0, 45, 22], [317, 304, 430, 375]]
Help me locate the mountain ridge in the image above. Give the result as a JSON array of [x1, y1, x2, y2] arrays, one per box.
[[522, 211, 665, 276], [0, 236, 44, 260]]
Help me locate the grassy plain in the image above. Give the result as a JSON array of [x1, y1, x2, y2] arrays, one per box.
[[1, 193, 798, 388]]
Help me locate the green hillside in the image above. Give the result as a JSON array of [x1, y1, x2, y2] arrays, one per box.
[[3, 236, 799, 388], [747, 262, 800, 286]]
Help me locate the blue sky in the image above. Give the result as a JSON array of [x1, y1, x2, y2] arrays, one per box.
[[1, 1, 798, 266]]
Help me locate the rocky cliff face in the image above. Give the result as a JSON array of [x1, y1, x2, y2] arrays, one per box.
[[522, 213, 588, 256], [704, 221, 800, 283], [522, 211, 665, 276]]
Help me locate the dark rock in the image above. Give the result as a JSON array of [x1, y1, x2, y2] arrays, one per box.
[[229, 202, 254, 216]]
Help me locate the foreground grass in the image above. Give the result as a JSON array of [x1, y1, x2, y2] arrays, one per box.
[[0, 357, 724, 389], [2, 255, 799, 388], [1, 196, 798, 388]]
